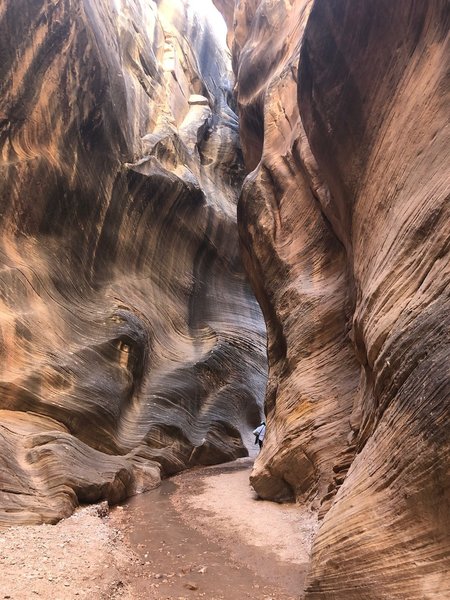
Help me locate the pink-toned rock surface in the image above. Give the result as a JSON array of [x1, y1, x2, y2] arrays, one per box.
[[299, 2, 450, 598], [227, 0, 449, 597]]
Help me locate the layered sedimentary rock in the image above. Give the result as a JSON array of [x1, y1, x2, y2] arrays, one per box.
[[228, 0, 449, 598], [233, 0, 360, 509], [0, 0, 266, 525]]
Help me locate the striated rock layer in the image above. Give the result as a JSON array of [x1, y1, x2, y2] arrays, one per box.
[[0, 0, 267, 525], [228, 0, 449, 598]]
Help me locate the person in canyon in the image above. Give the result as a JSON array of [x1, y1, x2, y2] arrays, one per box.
[[253, 422, 266, 449]]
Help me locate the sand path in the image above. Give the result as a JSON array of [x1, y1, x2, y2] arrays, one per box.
[[0, 459, 316, 599]]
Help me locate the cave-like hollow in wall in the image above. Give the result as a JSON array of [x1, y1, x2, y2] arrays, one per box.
[[0, 0, 449, 598]]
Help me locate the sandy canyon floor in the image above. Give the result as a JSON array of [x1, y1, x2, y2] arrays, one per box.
[[0, 458, 318, 600]]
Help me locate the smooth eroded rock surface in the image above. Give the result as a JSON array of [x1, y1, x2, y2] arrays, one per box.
[[0, 0, 266, 525], [228, 0, 449, 598], [234, 0, 360, 508]]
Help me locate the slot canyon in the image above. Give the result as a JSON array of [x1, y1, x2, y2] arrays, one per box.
[[0, 0, 449, 599]]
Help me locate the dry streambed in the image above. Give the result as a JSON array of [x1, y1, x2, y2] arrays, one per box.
[[0, 459, 316, 599]]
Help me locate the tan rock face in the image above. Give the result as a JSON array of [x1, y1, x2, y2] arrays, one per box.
[[234, 0, 360, 508], [229, 0, 449, 597], [299, 2, 450, 598], [2, 0, 449, 594], [0, 0, 266, 525]]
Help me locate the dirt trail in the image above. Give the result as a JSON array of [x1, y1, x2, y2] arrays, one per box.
[[172, 458, 317, 565], [0, 459, 316, 599]]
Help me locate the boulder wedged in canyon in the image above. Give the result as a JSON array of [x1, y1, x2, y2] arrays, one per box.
[[227, 0, 449, 597], [0, 0, 266, 525]]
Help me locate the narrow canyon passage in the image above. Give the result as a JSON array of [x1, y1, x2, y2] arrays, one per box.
[[1, 460, 314, 599], [113, 459, 312, 599], [0, 0, 448, 598]]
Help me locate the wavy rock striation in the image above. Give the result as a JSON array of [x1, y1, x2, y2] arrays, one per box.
[[0, 0, 266, 525], [228, 0, 449, 598], [232, 0, 360, 509]]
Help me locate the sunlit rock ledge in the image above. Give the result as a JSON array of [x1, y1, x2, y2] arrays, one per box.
[[0, 0, 266, 526]]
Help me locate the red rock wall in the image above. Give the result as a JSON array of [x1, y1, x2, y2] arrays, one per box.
[[233, 0, 360, 509], [228, 0, 450, 597], [0, 0, 267, 525], [300, 2, 450, 597]]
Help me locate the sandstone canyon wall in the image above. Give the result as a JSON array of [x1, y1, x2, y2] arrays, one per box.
[[228, 0, 449, 598], [0, 0, 267, 526], [1, 0, 449, 597]]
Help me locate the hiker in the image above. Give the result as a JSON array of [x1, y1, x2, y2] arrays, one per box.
[[253, 421, 266, 449]]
